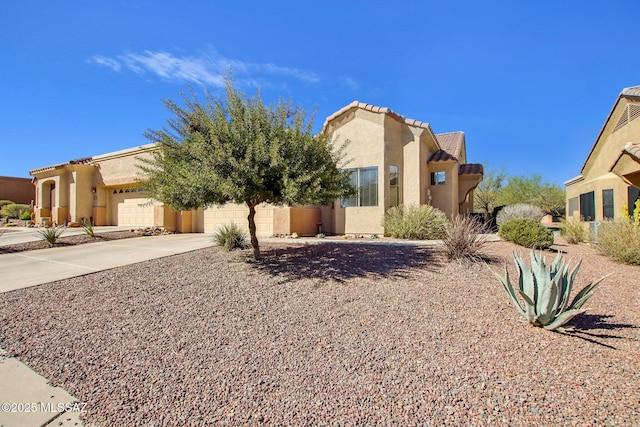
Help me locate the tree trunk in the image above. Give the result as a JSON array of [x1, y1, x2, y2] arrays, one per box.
[[247, 203, 261, 259]]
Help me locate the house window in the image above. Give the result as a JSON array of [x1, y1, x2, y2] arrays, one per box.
[[579, 191, 595, 221], [389, 166, 399, 207], [602, 189, 614, 219], [629, 186, 640, 216], [341, 166, 378, 207], [430, 171, 446, 185], [568, 197, 579, 217]]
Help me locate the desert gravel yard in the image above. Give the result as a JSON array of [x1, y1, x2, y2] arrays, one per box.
[[0, 238, 639, 426]]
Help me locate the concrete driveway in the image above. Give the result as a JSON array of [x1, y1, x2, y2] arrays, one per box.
[[0, 233, 213, 293]]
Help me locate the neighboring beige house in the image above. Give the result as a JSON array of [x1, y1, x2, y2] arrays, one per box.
[[566, 86, 640, 221], [30, 101, 483, 235], [0, 176, 35, 205], [30, 144, 198, 231]]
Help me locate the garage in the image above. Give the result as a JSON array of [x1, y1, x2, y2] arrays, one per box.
[[109, 188, 155, 227]]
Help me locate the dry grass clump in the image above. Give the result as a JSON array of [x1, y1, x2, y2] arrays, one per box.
[[596, 219, 640, 265], [561, 217, 588, 244], [442, 215, 489, 262]]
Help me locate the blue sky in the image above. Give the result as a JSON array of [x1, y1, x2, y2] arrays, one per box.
[[2, 1, 639, 185]]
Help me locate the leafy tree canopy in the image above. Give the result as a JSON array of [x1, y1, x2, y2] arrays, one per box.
[[139, 77, 351, 258], [498, 174, 566, 217]]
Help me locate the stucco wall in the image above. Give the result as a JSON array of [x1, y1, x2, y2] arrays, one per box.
[[566, 174, 629, 220], [0, 176, 34, 205], [93, 144, 156, 187], [204, 203, 274, 237], [429, 162, 458, 219], [329, 108, 386, 234]]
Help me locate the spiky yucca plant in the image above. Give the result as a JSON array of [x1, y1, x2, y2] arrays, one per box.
[[37, 226, 65, 247], [214, 223, 249, 251], [81, 218, 96, 237], [494, 250, 606, 330]]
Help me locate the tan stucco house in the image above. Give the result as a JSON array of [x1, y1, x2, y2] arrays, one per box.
[[30, 101, 483, 235], [325, 101, 483, 235], [566, 86, 640, 221]]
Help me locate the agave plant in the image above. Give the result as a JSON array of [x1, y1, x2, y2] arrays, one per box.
[[494, 250, 607, 330]]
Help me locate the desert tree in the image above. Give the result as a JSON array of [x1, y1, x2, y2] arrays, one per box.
[[139, 78, 351, 259], [499, 174, 566, 217], [473, 164, 507, 223]]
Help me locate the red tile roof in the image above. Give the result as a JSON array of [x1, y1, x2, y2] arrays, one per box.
[[429, 132, 465, 162], [623, 141, 640, 161], [622, 86, 640, 97], [459, 164, 484, 175], [323, 101, 440, 148], [435, 132, 464, 158]]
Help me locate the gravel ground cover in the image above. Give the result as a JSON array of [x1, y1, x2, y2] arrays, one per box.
[[0, 230, 140, 254], [0, 238, 638, 426]]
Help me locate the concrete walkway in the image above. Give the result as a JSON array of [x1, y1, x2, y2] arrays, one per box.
[[0, 233, 213, 427]]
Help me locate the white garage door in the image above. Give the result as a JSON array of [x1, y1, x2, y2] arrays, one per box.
[[110, 190, 155, 227]]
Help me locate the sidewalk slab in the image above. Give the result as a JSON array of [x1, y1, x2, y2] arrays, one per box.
[[0, 234, 213, 293], [0, 349, 77, 427]]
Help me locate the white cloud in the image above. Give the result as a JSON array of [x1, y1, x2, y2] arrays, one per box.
[[120, 51, 224, 87], [89, 48, 321, 87], [342, 77, 360, 90], [90, 55, 122, 72]]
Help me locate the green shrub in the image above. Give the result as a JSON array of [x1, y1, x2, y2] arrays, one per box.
[[0, 200, 14, 209], [0, 203, 30, 219], [494, 250, 606, 330], [37, 226, 65, 247], [19, 211, 33, 221], [443, 215, 489, 262], [499, 218, 554, 249], [383, 204, 448, 240], [214, 223, 249, 251], [561, 217, 587, 244], [596, 219, 640, 265], [496, 203, 545, 227]]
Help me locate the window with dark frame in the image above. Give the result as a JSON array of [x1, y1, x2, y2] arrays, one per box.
[[389, 166, 399, 207], [579, 191, 595, 221], [602, 189, 614, 219], [340, 166, 378, 207], [430, 171, 446, 186], [628, 186, 640, 216]]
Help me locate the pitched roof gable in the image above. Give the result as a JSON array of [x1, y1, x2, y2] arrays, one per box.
[[429, 132, 465, 162], [323, 101, 440, 148], [580, 85, 640, 174]]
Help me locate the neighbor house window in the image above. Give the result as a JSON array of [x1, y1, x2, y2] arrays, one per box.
[[602, 189, 614, 219], [389, 166, 399, 207], [341, 166, 378, 207], [579, 191, 595, 221], [430, 171, 446, 185], [568, 197, 579, 217], [628, 186, 640, 216]]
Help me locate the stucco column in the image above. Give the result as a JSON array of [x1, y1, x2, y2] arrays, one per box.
[[403, 128, 426, 205]]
